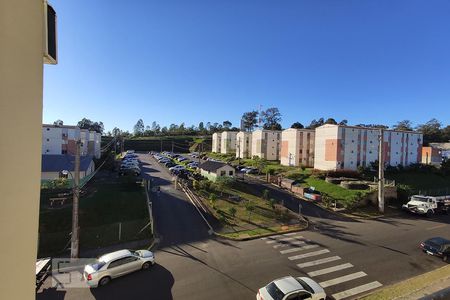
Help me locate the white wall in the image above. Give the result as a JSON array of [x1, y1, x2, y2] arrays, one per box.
[[251, 130, 281, 160], [212, 132, 221, 153], [236, 131, 252, 159], [220, 131, 237, 154], [42, 126, 62, 154]]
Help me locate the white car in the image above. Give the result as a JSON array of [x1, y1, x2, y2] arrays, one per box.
[[169, 165, 184, 172], [83, 249, 155, 288], [257, 276, 326, 300]]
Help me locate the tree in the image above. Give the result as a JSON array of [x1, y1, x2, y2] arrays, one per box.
[[261, 107, 282, 130], [416, 119, 443, 145], [290, 122, 304, 129], [252, 156, 267, 174], [245, 200, 255, 221], [339, 119, 348, 126], [112, 127, 121, 137], [223, 120, 232, 129], [241, 111, 259, 131], [393, 120, 413, 131], [214, 176, 235, 195], [325, 118, 338, 125], [53, 119, 63, 126], [198, 122, 205, 133], [443, 125, 450, 142], [209, 193, 217, 208], [77, 118, 104, 134], [133, 119, 145, 136], [228, 207, 237, 218], [307, 118, 324, 129]]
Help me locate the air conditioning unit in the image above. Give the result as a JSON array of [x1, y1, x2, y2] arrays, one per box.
[[43, 1, 57, 64]]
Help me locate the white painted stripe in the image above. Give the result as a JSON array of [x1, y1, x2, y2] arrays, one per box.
[[297, 256, 341, 268], [266, 236, 304, 244], [307, 263, 353, 277], [319, 271, 367, 288], [332, 281, 383, 300], [283, 232, 302, 236], [273, 241, 306, 249], [280, 244, 319, 254], [288, 249, 330, 260]]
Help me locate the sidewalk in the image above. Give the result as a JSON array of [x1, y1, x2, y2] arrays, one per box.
[[362, 265, 450, 300]]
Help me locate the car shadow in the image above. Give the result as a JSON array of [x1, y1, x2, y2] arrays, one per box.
[[36, 287, 66, 300], [90, 263, 174, 300]]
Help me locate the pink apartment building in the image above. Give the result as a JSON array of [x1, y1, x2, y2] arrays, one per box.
[[314, 124, 423, 171]]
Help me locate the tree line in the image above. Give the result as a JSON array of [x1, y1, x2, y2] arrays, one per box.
[[54, 112, 449, 146]]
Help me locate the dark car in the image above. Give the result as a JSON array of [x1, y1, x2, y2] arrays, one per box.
[[420, 237, 450, 262], [164, 162, 176, 168]]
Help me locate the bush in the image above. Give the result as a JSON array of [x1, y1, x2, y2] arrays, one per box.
[[228, 207, 237, 217]]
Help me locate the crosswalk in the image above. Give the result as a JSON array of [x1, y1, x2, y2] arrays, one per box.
[[261, 233, 382, 300]]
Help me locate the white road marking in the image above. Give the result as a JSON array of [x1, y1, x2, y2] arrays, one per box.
[[266, 236, 303, 244], [283, 232, 301, 236], [319, 271, 367, 288], [273, 240, 306, 249], [297, 256, 341, 268], [288, 249, 330, 260], [332, 281, 383, 300], [280, 244, 319, 254], [307, 263, 353, 277]]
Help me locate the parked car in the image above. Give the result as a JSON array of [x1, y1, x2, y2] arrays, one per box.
[[119, 167, 140, 176], [420, 237, 450, 262], [169, 165, 185, 172], [257, 276, 326, 300], [164, 162, 176, 168], [177, 157, 188, 162], [83, 249, 155, 288]]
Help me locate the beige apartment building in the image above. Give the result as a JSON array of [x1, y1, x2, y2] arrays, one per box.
[[314, 124, 423, 171], [236, 131, 252, 159], [0, 1, 57, 298], [280, 128, 315, 167], [212, 132, 222, 153], [220, 131, 238, 154], [251, 129, 281, 160]]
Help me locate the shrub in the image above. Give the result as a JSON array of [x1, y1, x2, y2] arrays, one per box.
[[209, 193, 217, 207], [228, 207, 237, 217], [269, 198, 276, 209]]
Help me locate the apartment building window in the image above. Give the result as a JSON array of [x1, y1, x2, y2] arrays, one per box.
[[62, 150, 67, 154], [46, 128, 50, 131]]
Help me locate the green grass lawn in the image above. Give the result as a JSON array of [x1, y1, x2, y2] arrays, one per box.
[[196, 181, 303, 238], [38, 177, 150, 257]]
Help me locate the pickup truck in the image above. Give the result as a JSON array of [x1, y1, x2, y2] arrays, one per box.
[[402, 195, 450, 217]]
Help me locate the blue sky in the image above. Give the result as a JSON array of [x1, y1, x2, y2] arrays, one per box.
[[44, 0, 450, 132]]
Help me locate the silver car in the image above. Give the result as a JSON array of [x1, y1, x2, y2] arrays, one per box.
[[83, 249, 155, 287]]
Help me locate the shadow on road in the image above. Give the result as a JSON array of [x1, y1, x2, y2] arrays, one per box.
[[90, 264, 174, 300], [36, 287, 66, 300]]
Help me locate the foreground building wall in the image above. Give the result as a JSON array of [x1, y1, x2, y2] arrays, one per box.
[[236, 131, 252, 159], [220, 131, 237, 154], [280, 128, 315, 167], [0, 0, 45, 298], [251, 130, 281, 160], [314, 124, 423, 171]]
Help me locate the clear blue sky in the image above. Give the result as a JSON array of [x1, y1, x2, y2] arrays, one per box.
[[44, 0, 450, 132]]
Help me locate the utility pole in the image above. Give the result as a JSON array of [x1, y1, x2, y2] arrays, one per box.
[[120, 136, 124, 154], [171, 140, 174, 153], [160, 138, 163, 152], [71, 140, 81, 258], [378, 129, 385, 213], [289, 153, 293, 166]]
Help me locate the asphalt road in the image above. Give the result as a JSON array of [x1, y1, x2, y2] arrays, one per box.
[[36, 153, 450, 300]]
